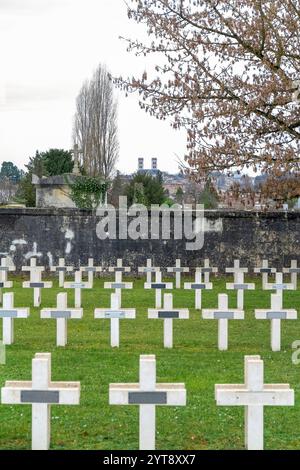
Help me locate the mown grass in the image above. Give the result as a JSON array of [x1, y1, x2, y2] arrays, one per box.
[[0, 274, 300, 450]]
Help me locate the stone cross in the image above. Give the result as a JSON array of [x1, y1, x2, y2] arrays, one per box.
[[108, 259, 131, 283], [40, 293, 83, 347], [226, 272, 255, 309], [215, 355, 294, 450], [0, 257, 14, 304], [22, 258, 52, 307], [283, 260, 300, 290], [255, 293, 297, 351], [0, 293, 29, 345], [138, 259, 160, 284], [64, 271, 92, 308], [184, 271, 212, 309], [167, 259, 189, 289], [1, 353, 80, 450], [144, 271, 173, 308], [148, 294, 189, 348], [94, 293, 136, 347], [80, 258, 102, 287], [196, 259, 218, 284], [226, 259, 248, 283], [264, 272, 294, 309], [202, 294, 244, 350], [109, 355, 186, 450], [50, 258, 74, 288], [254, 259, 276, 289]]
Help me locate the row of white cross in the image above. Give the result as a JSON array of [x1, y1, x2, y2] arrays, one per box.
[[0, 287, 297, 351], [0, 353, 294, 451], [1, 257, 298, 311], [1, 257, 300, 290]]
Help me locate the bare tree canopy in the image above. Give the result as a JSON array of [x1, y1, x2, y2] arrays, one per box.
[[116, 0, 300, 176], [74, 64, 119, 179]]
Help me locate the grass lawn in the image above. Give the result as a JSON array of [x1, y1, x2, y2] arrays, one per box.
[[0, 274, 300, 450]]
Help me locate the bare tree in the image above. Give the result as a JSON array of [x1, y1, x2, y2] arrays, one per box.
[[74, 64, 119, 179], [116, 0, 300, 177]]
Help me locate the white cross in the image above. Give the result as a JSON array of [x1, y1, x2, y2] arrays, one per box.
[[109, 355, 186, 450], [108, 259, 131, 283], [22, 258, 52, 307], [40, 293, 83, 347], [0, 293, 29, 345], [0, 257, 14, 304], [255, 293, 297, 351], [226, 259, 248, 283], [226, 272, 255, 309], [283, 260, 300, 290], [215, 355, 294, 450], [167, 259, 189, 288], [184, 271, 212, 309], [196, 258, 218, 284], [80, 258, 102, 287], [138, 259, 160, 284], [144, 271, 173, 308], [264, 272, 294, 308], [254, 259, 276, 289], [1, 353, 80, 450], [50, 258, 74, 288], [94, 293, 135, 347], [148, 293, 189, 348], [202, 294, 244, 350], [64, 271, 92, 308]]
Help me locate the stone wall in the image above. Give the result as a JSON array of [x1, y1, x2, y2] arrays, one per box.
[[0, 208, 299, 272]]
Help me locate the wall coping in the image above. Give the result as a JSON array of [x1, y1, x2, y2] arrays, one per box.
[[0, 207, 299, 219]]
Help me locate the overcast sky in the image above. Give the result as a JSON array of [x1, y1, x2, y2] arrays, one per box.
[[0, 0, 187, 174]]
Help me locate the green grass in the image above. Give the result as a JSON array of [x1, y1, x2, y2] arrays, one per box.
[[0, 275, 300, 450]]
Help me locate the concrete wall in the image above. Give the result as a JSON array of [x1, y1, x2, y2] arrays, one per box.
[[0, 208, 299, 272]]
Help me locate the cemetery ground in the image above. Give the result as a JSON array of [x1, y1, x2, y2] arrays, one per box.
[[0, 275, 300, 450]]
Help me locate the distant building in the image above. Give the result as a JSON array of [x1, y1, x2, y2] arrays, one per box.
[[137, 158, 161, 178]]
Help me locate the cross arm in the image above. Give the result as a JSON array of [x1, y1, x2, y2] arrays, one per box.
[[0, 308, 29, 318], [104, 282, 133, 289], [0, 281, 13, 288], [264, 282, 295, 290], [202, 309, 244, 320], [50, 266, 73, 272], [2, 382, 80, 405], [138, 267, 160, 273], [254, 267, 276, 273], [23, 281, 53, 288], [108, 267, 131, 273], [226, 283, 255, 290], [21, 267, 45, 272], [148, 309, 189, 319], [80, 267, 102, 272], [255, 309, 297, 320], [215, 385, 294, 406], [184, 282, 213, 290], [64, 282, 92, 289], [109, 383, 186, 406], [226, 268, 248, 273], [94, 309, 136, 319], [144, 283, 173, 289], [40, 309, 83, 319]]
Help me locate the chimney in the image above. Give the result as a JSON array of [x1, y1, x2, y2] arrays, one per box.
[[152, 158, 157, 170], [138, 158, 144, 170]]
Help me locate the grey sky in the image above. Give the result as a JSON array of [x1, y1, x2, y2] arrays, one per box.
[[0, 0, 187, 175]]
